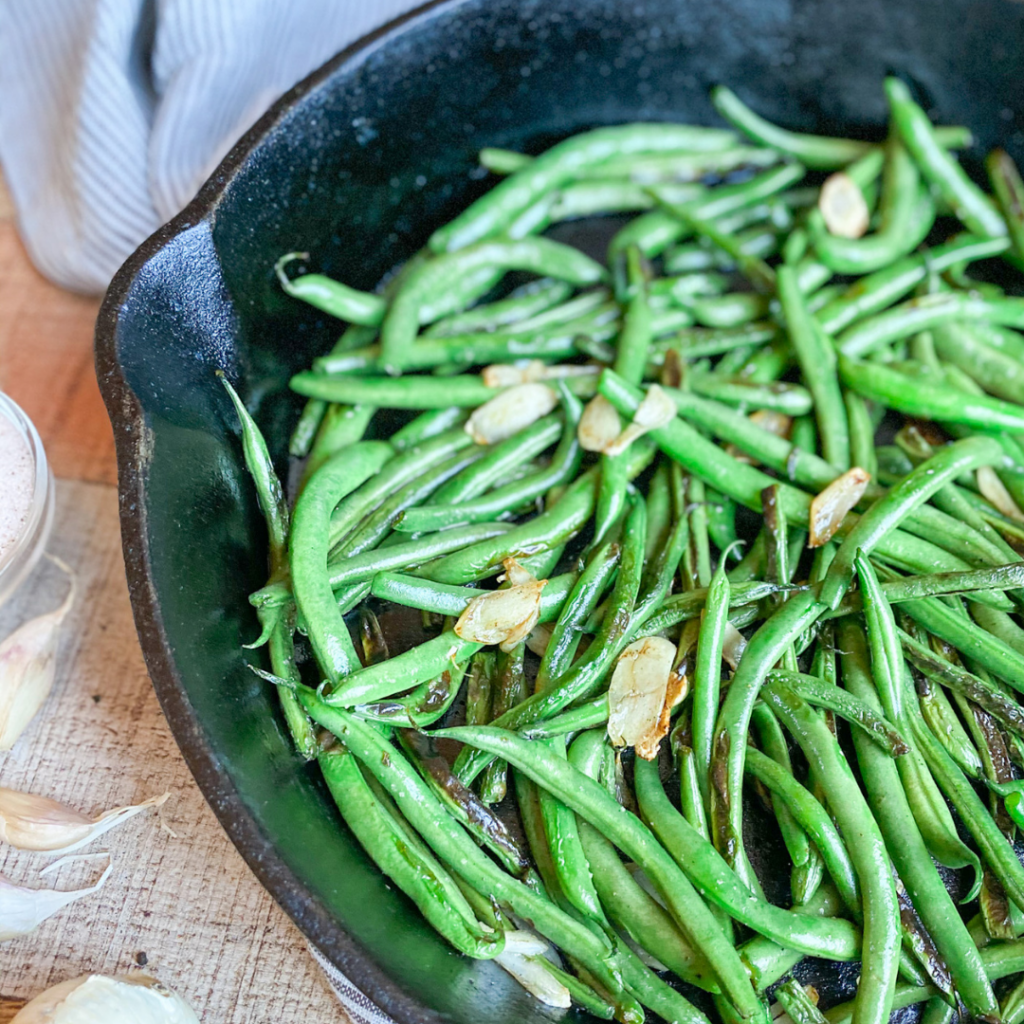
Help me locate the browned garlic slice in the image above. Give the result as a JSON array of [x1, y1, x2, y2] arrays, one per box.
[[466, 383, 558, 444], [492, 931, 570, 1008], [818, 172, 870, 239], [722, 622, 749, 671], [604, 385, 676, 456], [0, 558, 76, 751], [454, 558, 547, 653], [977, 466, 1024, 523], [1, 858, 112, 943], [0, 788, 169, 853], [11, 973, 199, 1023], [809, 467, 871, 547], [482, 361, 599, 388], [578, 395, 622, 452], [607, 636, 681, 760]]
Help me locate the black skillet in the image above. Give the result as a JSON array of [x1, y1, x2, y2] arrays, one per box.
[[95, 1, 1024, 1020]]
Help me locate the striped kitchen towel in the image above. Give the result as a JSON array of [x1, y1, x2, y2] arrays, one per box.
[[0, 0, 419, 294]]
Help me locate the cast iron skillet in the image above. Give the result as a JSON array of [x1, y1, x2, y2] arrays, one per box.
[[95, 1, 1024, 1020]]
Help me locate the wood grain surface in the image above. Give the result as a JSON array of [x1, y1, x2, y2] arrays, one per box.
[[0, 177, 350, 1022]]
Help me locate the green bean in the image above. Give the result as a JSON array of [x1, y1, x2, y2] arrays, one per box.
[[774, 981, 828, 1024], [918, 672, 984, 776], [744, 747, 859, 913], [221, 375, 290, 572], [760, 681, 901, 1024], [670, 209, 776, 293], [838, 292, 1024, 359], [988, 148, 1024, 262], [689, 373, 813, 416], [448, 726, 834, 1022], [664, 225, 780, 274], [651, 323, 777, 364], [709, 589, 824, 883], [274, 253, 387, 325], [691, 548, 731, 810], [434, 124, 740, 252], [299, 403, 375, 486], [932, 320, 1024, 406], [291, 371, 502, 408], [909, 692, 1024, 908], [424, 278, 574, 337], [326, 523, 516, 588], [885, 78, 1006, 238], [453, 494, 648, 784], [819, 435, 1003, 608], [765, 671, 908, 756], [684, 292, 770, 329], [318, 745, 502, 957], [900, 593, 1024, 694], [389, 407, 466, 449], [827, 940, 1024, 1023], [380, 237, 607, 372], [778, 264, 850, 467], [289, 441, 393, 681], [631, 754, 862, 961], [812, 139, 935, 275], [536, 542, 619, 692]]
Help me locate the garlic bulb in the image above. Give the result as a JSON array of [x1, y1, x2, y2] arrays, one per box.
[[0, 859, 112, 942], [0, 558, 76, 750], [0, 787, 169, 853], [12, 974, 199, 1023]]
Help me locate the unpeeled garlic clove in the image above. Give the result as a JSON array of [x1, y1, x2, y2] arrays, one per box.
[[0, 557, 76, 751], [12, 973, 199, 1023], [0, 858, 112, 943], [0, 788, 170, 853]]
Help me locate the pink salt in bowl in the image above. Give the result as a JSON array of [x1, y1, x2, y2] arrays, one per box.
[[0, 392, 54, 607]]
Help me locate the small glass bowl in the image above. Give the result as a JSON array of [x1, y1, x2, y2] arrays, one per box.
[[0, 392, 54, 608]]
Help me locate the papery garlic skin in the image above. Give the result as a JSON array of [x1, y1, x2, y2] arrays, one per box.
[[0, 859, 113, 942], [12, 974, 199, 1024], [0, 788, 170, 853], [0, 560, 76, 751]]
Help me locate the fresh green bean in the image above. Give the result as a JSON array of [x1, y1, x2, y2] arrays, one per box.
[[988, 148, 1024, 262], [885, 78, 1006, 238], [274, 253, 387, 325]]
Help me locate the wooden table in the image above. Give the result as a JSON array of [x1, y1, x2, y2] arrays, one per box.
[[0, 179, 349, 1023]]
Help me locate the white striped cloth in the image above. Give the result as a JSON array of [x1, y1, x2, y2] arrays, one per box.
[[0, 0, 419, 294]]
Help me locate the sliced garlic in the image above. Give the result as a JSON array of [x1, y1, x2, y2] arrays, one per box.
[[978, 466, 1024, 523], [0, 858, 112, 943], [454, 558, 547, 653], [495, 953, 571, 1009], [466, 383, 558, 445], [0, 788, 170, 853], [818, 172, 870, 239], [525, 623, 554, 658], [749, 409, 792, 439], [607, 636, 679, 760], [604, 385, 676, 456], [0, 558, 77, 751], [578, 395, 622, 452], [11, 973, 199, 1023], [808, 468, 871, 548], [722, 622, 749, 671], [482, 361, 599, 388]]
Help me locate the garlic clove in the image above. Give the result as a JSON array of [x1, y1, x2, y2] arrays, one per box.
[[466, 383, 558, 444], [607, 636, 680, 760], [808, 467, 871, 547], [722, 621, 749, 671], [0, 558, 76, 751], [604, 384, 676, 456], [12, 973, 199, 1024], [455, 559, 548, 653], [0, 858, 112, 943], [977, 465, 1024, 523], [0, 788, 170, 853], [818, 172, 870, 239], [578, 395, 622, 452]]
